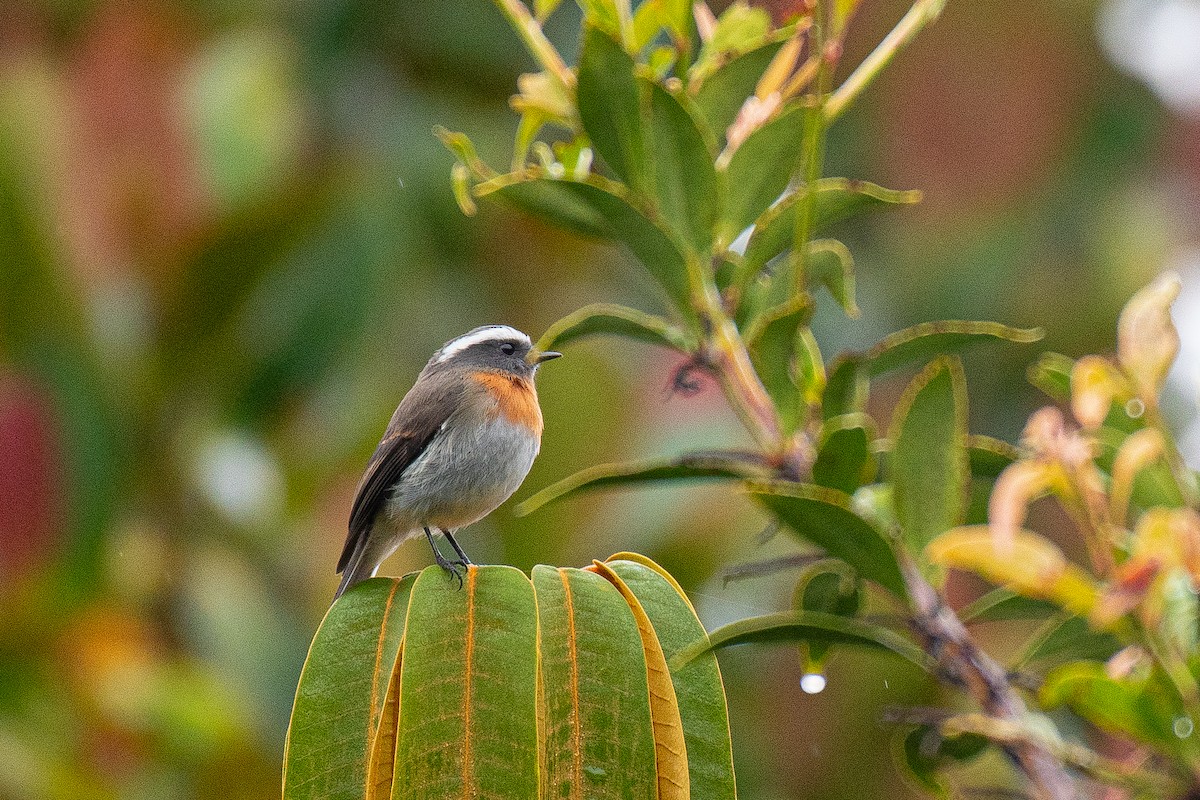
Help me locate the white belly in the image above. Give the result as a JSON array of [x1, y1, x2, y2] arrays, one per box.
[[384, 415, 540, 532]]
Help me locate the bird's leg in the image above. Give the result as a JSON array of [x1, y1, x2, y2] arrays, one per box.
[[441, 529, 473, 568], [424, 527, 464, 589]]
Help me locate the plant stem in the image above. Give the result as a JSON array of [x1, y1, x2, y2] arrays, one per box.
[[823, 0, 947, 123], [492, 0, 575, 90], [900, 559, 1082, 800]]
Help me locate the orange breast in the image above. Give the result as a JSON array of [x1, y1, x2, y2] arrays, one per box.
[[470, 371, 543, 435]]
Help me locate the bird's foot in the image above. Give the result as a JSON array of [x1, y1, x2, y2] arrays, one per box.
[[432, 548, 466, 589]]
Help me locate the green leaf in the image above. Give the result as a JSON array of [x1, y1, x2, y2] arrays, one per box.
[[690, 2, 773, 83], [599, 558, 737, 800], [692, 40, 785, 143], [822, 354, 868, 420], [393, 567, 539, 799], [1016, 615, 1121, 669], [747, 295, 813, 436], [1027, 351, 1074, 402], [867, 321, 1044, 377], [793, 564, 861, 669], [751, 482, 907, 597], [958, 588, 1061, 624], [889, 356, 969, 553], [806, 239, 859, 317], [740, 179, 921, 283], [719, 102, 806, 244], [630, 0, 692, 52], [284, 576, 415, 800], [477, 172, 693, 312], [536, 302, 695, 353], [682, 610, 934, 673], [533, 565, 659, 797], [647, 81, 720, 253], [966, 435, 1020, 479], [517, 451, 771, 515], [897, 726, 988, 798], [535, 0, 565, 21], [1040, 662, 1198, 760], [577, 26, 647, 190], [812, 413, 877, 494]]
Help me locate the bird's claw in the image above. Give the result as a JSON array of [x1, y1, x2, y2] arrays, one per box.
[[432, 549, 467, 589]]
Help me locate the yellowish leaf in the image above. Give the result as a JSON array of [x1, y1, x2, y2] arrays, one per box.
[[1117, 272, 1181, 409]]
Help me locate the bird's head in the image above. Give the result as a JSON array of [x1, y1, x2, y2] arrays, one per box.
[[429, 325, 561, 380]]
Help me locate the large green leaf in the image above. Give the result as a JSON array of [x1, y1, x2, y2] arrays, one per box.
[[747, 295, 813, 435], [889, 357, 969, 553], [719, 102, 806, 244], [682, 610, 935, 673], [866, 321, 1043, 377], [822, 354, 868, 420], [536, 302, 695, 353], [477, 172, 693, 312], [751, 482, 907, 597], [648, 82, 719, 253], [517, 451, 772, 515], [739, 179, 920, 282], [692, 40, 785, 144], [533, 565, 659, 799], [284, 576, 415, 800], [806, 239, 859, 317], [393, 566, 539, 799], [577, 26, 647, 191], [597, 558, 737, 800]]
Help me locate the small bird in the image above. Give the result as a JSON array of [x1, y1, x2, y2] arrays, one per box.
[[334, 325, 560, 598]]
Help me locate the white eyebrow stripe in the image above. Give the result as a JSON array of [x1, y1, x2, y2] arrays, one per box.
[[433, 325, 530, 363]]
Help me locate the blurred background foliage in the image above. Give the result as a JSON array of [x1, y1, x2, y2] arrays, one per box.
[[1, 0, 1198, 798]]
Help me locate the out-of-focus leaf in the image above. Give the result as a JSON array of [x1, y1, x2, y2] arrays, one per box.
[[822, 354, 867, 420], [631, 0, 692, 51], [958, 588, 1061, 624], [793, 564, 861, 670], [896, 725, 988, 798], [739, 179, 920, 282], [536, 303, 695, 353], [477, 172, 693, 312], [690, 2, 773, 84], [594, 558, 737, 800], [796, 328, 825, 406], [889, 357, 969, 553], [1117, 272, 1181, 409], [866, 321, 1044, 377], [393, 567, 539, 799], [536, 0, 565, 21], [647, 81, 719, 253], [926, 526, 1098, 616], [284, 576, 414, 800], [812, 414, 876, 494], [966, 435, 1020, 479], [1027, 352, 1074, 402], [1040, 662, 1198, 760], [806, 239, 859, 317], [751, 482, 906, 597], [692, 40, 785, 142], [1017, 615, 1122, 669], [747, 295, 813, 435], [533, 565, 659, 797], [719, 102, 806, 245], [682, 610, 935, 672], [517, 451, 771, 515], [577, 26, 647, 190]]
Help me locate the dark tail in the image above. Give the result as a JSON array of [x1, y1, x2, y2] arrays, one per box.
[[333, 538, 375, 599]]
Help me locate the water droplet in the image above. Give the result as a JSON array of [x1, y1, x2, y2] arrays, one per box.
[[1126, 398, 1146, 418], [800, 673, 826, 694], [1175, 716, 1194, 738]]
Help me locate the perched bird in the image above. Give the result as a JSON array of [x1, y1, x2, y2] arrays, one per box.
[[334, 325, 560, 598]]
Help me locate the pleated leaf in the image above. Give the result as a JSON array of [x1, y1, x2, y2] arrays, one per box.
[[533, 565, 660, 799], [599, 557, 737, 800], [284, 576, 415, 800], [392, 566, 539, 799]]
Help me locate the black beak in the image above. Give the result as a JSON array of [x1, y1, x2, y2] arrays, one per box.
[[529, 349, 562, 365]]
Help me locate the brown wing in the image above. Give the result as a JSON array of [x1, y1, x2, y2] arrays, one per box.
[[337, 369, 464, 573]]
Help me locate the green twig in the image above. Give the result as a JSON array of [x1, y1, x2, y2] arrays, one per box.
[[492, 0, 575, 90], [823, 0, 947, 123]]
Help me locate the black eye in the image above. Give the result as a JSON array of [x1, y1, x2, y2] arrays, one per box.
[[499, 343, 515, 355]]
